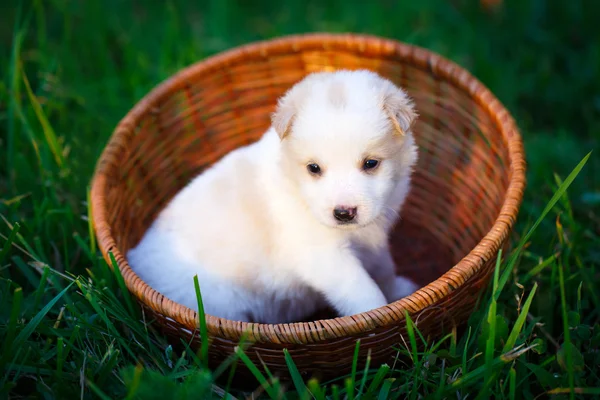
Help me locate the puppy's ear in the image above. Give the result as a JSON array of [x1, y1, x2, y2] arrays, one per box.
[[272, 75, 317, 140], [271, 94, 296, 140], [383, 87, 418, 137]]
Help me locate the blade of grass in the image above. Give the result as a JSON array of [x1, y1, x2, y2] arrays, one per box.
[[6, 3, 25, 189], [235, 348, 278, 399], [554, 173, 573, 219], [450, 325, 457, 356], [33, 0, 47, 50], [254, 357, 282, 399], [435, 358, 446, 398], [404, 310, 419, 364], [10, 346, 32, 384], [13, 282, 73, 346], [378, 379, 394, 400], [429, 332, 455, 354], [0, 347, 23, 389], [62, 324, 80, 362], [283, 348, 310, 399], [193, 275, 209, 369], [224, 358, 238, 399], [33, 236, 50, 265], [108, 251, 136, 318], [404, 311, 418, 363], [55, 336, 64, 378], [21, 65, 66, 170], [168, 350, 189, 377], [0, 216, 43, 261], [494, 152, 591, 301], [11, 255, 39, 288], [462, 326, 472, 374], [357, 349, 372, 397], [87, 187, 96, 255], [0, 222, 20, 264], [0, 287, 24, 369], [558, 260, 575, 400], [32, 265, 49, 310], [96, 347, 121, 387], [547, 388, 600, 395], [485, 250, 502, 384], [331, 384, 340, 400], [450, 344, 537, 391], [509, 367, 516, 400], [86, 379, 113, 400], [344, 377, 354, 400], [123, 364, 144, 400], [366, 364, 390, 395], [77, 281, 137, 359], [1, 282, 72, 374], [521, 253, 559, 283], [73, 233, 94, 262], [503, 283, 538, 352], [348, 339, 361, 397], [212, 330, 251, 380], [307, 378, 326, 400]]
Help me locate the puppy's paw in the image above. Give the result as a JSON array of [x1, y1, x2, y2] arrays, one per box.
[[337, 292, 389, 317], [388, 276, 420, 302]]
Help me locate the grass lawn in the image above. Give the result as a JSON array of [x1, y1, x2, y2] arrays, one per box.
[[1, 0, 599, 398]]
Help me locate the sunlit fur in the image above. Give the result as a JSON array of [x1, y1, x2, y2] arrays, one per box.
[[127, 70, 421, 324]]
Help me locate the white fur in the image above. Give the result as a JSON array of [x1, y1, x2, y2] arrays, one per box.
[[127, 69, 420, 324]]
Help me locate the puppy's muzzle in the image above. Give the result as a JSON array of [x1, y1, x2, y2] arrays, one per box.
[[333, 206, 357, 223]]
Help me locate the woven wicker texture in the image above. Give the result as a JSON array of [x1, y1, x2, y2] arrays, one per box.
[[90, 33, 526, 383]]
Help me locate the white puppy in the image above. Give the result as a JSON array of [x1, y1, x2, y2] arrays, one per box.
[[127, 69, 420, 324]]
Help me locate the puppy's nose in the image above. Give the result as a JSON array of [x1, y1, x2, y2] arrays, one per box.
[[333, 207, 357, 222]]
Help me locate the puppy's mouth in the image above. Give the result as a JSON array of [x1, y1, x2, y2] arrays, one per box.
[[336, 220, 358, 226], [331, 219, 369, 230]]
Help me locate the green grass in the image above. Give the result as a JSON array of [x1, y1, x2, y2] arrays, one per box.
[[1, 0, 599, 398]]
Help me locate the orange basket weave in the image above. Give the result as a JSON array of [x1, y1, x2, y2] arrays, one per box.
[[91, 33, 526, 383]]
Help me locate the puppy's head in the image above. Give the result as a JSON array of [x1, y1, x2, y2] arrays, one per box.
[[272, 70, 419, 230]]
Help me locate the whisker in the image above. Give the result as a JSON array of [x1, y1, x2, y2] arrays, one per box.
[[382, 206, 400, 218]]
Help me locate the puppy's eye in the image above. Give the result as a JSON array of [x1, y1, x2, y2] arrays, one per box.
[[307, 163, 321, 175], [363, 159, 379, 171]]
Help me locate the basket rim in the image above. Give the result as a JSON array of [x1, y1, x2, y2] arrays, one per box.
[[90, 32, 526, 344]]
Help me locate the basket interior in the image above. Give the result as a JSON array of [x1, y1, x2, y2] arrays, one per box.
[[103, 49, 511, 320]]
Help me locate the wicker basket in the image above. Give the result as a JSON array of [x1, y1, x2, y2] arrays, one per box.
[[90, 33, 526, 383]]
